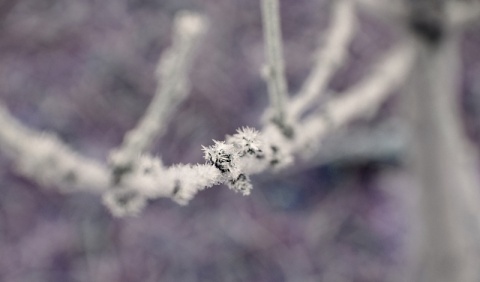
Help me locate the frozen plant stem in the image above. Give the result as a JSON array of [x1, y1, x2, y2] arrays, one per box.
[[109, 11, 207, 180], [261, 0, 290, 136], [290, 0, 355, 119]]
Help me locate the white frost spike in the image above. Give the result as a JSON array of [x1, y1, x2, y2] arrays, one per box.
[[227, 127, 263, 157], [202, 141, 236, 173], [202, 138, 254, 194]]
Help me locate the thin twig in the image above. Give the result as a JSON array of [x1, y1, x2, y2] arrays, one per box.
[[260, 0, 290, 135], [109, 11, 207, 176]]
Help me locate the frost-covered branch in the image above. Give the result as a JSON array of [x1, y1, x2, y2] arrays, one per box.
[[103, 159, 222, 216], [0, 11, 211, 217], [0, 101, 220, 217], [293, 42, 415, 154], [104, 127, 291, 216], [0, 103, 110, 193], [0, 39, 413, 218], [260, 0, 291, 136], [290, 0, 355, 119], [0, 3, 417, 218], [109, 12, 207, 179]]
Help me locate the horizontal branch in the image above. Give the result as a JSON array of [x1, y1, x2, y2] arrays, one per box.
[[0, 103, 110, 193]]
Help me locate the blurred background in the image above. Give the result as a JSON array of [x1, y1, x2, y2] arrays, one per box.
[[0, 0, 479, 281]]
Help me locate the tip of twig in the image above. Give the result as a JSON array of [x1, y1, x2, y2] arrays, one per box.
[[174, 11, 208, 37]]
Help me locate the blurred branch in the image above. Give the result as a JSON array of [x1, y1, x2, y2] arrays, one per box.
[[308, 119, 405, 167], [293, 42, 415, 154], [0, 3, 416, 217], [405, 34, 479, 282], [290, 0, 356, 120], [402, 1, 480, 278], [0, 11, 211, 216], [109, 12, 207, 182], [0, 103, 110, 194]]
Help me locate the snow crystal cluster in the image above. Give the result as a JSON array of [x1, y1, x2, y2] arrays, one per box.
[[202, 127, 291, 195]]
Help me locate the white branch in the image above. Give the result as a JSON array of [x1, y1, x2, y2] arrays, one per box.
[[0, 103, 110, 193], [0, 6, 417, 219], [0, 11, 211, 217], [290, 0, 356, 119], [0, 37, 414, 216], [293, 41, 415, 154], [0, 41, 415, 217], [0, 98, 223, 216], [104, 127, 292, 216], [109, 11, 207, 172], [261, 0, 290, 131]]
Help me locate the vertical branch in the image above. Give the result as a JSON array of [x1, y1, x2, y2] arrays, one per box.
[[260, 0, 291, 136], [403, 30, 479, 282], [109, 12, 207, 176]]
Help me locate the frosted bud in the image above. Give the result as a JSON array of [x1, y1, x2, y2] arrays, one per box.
[[227, 127, 263, 157]]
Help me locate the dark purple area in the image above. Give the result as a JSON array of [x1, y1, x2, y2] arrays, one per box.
[[0, 0, 478, 281]]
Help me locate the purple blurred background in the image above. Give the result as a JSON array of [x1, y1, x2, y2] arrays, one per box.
[[0, 0, 479, 281]]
